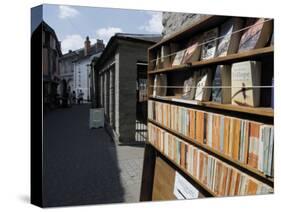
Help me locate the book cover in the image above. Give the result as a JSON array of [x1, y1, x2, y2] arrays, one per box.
[[161, 44, 171, 68], [248, 122, 260, 169], [182, 36, 202, 63], [266, 126, 274, 176], [258, 125, 265, 172], [232, 119, 241, 161], [231, 61, 261, 107], [228, 118, 235, 157], [203, 154, 208, 185], [219, 116, 225, 152], [223, 117, 230, 155], [212, 65, 223, 103], [238, 18, 273, 53], [195, 111, 205, 143], [216, 18, 244, 57], [199, 151, 205, 181], [172, 49, 186, 66], [195, 68, 213, 101], [180, 142, 186, 167], [243, 121, 250, 164], [189, 110, 196, 139], [201, 28, 219, 60], [156, 49, 161, 69], [213, 65, 232, 104], [152, 73, 168, 97], [212, 114, 221, 151], [206, 113, 213, 147], [182, 72, 199, 100], [238, 120, 245, 162], [214, 160, 222, 195]]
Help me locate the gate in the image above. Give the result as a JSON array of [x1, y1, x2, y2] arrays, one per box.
[[135, 62, 148, 143]]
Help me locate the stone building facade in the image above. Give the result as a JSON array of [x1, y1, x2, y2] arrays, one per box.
[[162, 12, 207, 38], [94, 33, 161, 143]]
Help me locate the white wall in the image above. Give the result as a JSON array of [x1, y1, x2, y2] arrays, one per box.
[[73, 58, 92, 100]]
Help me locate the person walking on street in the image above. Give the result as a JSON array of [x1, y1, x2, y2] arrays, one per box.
[[72, 90, 76, 104], [78, 90, 84, 104]]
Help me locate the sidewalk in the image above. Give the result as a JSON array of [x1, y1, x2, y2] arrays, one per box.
[[43, 104, 144, 207]]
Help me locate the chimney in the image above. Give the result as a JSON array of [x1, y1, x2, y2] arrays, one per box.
[[95, 39, 105, 52], [84, 36, 91, 56]]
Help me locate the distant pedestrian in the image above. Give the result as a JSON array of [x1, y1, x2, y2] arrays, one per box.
[[78, 90, 84, 104], [72, 91, 76, 104]]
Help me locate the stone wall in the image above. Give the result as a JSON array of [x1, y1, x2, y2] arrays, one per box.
[[162, 12, 208, 38], [97, 40, 152, 143]]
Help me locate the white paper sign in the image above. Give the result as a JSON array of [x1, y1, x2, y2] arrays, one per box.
[[173, 172, 199, 199]]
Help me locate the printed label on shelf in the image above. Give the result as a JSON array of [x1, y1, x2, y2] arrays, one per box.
[[173, 171, 199, 199]]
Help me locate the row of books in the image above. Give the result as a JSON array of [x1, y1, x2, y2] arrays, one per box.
[[148, 123, 273, 196], [150, 17, 273, 70], [152, 60, 274, 107], [148, 100, 274, 176]]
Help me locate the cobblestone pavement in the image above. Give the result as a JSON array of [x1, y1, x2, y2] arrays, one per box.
[[43, 104, 144, 207]]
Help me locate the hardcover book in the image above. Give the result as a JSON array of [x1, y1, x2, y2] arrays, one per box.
[[216, 18, 244, 57], [161, 44, 171, 68], [231, 61, 261, 107], [182, 36, 202, 63], [172, 49, 186, 66], [152, 74, 167, 97], [212, 65, 232, 103], [195, 68, 213, 101], [182, 71, 199, 100], [201, 28, 219, 60], [238, 18, 273, 53]]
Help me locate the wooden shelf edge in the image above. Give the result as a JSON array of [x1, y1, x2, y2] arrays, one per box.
[[149, 96, 274, 118], [202, 101, 273, 117], [148, 118, 274, 185], [148, 141, 217, 197], [148, 46, 274, 75]]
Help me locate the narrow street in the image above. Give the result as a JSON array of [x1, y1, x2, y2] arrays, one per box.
[[43, 104, 144, 207]]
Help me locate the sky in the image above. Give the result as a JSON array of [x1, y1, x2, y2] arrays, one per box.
[[40, 4, 163, 54]]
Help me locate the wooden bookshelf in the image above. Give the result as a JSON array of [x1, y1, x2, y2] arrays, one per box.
[[140, 15, 274, 201], [148, 46, 273, 75]]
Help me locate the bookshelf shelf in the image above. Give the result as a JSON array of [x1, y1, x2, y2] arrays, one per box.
[[148, 47, 273, 75], [148, 118, 274, 185], [149, 96, 274, 117]]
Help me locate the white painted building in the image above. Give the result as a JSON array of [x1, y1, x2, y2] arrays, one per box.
[[73, 57, 93, 101], [60, 36, 104, 101]]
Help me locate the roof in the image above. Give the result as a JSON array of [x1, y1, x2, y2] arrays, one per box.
[[114, 33, 162, 43], [61, 41, 105, 62], [95, 33, 162, 68], [72, 51, 103, 63]]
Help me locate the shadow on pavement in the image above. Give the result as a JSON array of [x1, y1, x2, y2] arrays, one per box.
[[43, 104, 124, 207]]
